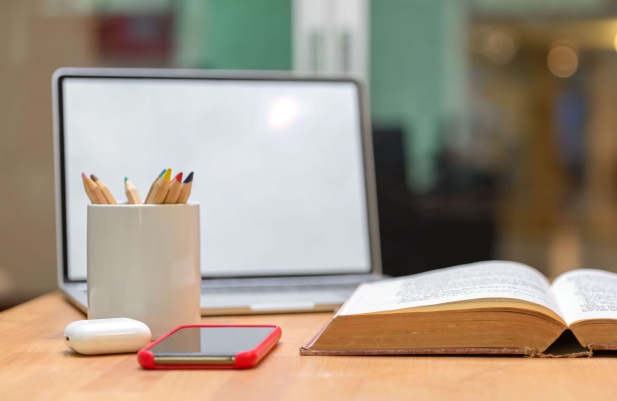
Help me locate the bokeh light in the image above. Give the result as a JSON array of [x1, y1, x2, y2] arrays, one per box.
[[547, 45, 578, 78], [482, 27, 519, 65]]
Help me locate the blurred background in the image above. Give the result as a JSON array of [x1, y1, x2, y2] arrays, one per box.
[[3, 0, 617, 309]]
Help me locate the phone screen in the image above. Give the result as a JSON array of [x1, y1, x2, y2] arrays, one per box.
[[149, 327, 276, 362]]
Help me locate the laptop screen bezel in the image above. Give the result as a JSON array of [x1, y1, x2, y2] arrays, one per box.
[[52, 68, 382, 284]]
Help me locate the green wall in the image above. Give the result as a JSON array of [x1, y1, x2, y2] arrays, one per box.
[[370, 0, 468, 192], [176, 0, 292, 70]]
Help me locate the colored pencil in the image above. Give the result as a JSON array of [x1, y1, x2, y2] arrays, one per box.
[[90, 174, 117, 204], [81, 172, 106, 204], [144, 168, 166, 204], [146, 168, 172, 204], [124, 177, 142, 204], [176, 171, 194, 204], [163, 172, 183, 204]]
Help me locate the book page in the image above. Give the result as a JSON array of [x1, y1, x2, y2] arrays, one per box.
[[551, 269, 617, 326], [339, 261, 563, 317]]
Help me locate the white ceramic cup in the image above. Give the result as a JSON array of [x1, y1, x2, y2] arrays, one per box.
[[87, 204, 201, 339]]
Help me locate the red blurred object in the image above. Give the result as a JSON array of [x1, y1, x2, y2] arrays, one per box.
[[96, 13, 173, 65]]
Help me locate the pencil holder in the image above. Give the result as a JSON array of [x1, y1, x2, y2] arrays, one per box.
[[87, 204, 201, 339]]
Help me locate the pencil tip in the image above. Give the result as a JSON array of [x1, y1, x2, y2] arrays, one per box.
[[158, 168, 166, 178], [90, 174, 98, 181], [163, 168, 172, 181], [124, 177, 128, 182], [81, 172, 87, 179], [174, 172, 183, 182], [184, 171, 194, 183]]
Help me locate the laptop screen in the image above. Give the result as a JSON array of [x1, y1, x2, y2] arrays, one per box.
[[58, 75, 374, 281]]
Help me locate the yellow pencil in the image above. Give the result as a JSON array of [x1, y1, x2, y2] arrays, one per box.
[[164, 172, 183, 204], [146, 168, 172, 204], [176, 171, 194, 204], [144, 168, 166, 204], [91, 174, 117, 204], [81, 172, 106, 204], [124, 177, 142, 204]]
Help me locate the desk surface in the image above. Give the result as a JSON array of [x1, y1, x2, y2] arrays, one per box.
[[0, 292, 616, 401]]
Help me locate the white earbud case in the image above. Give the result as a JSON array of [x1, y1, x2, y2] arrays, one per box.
[[64, 318, 152, 355]]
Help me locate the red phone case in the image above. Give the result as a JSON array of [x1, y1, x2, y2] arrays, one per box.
[[137, 324, 282, 370]]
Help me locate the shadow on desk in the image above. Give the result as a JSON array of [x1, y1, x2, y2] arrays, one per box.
[[0, 293, 46, 312]]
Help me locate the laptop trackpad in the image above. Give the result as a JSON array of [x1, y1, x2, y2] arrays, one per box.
[[202, 290, 347, 310], [250, 301, 316, 311]]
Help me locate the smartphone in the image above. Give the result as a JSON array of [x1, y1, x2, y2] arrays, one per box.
[[138, 324, 282, 370]]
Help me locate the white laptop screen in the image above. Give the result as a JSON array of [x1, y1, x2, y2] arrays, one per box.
[[60, 76, 372, 280]]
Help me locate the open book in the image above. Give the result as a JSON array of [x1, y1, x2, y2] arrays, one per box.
[[300, 261, 617, 357]]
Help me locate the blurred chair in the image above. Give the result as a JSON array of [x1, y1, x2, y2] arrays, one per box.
[[372, 125, 496, 277]]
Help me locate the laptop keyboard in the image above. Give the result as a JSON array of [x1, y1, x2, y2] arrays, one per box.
[[203, 283, 358, 294], [77, 275, 380, 294], [201, 274, 380, 294]]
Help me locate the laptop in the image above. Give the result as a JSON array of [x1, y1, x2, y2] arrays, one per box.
[[52, 67, 384, 315]]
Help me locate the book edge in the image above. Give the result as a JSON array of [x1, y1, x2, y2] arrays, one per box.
[[299, 346, 593, 358], [588, 343, 617, 351], [299, 346, 534, 356], [302, 316, 331, 350]]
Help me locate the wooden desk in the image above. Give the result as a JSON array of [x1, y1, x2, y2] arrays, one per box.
[[0, 293, 616, 401]]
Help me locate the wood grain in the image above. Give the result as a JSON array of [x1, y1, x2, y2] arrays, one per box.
[[0, 292, 616, 400]]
